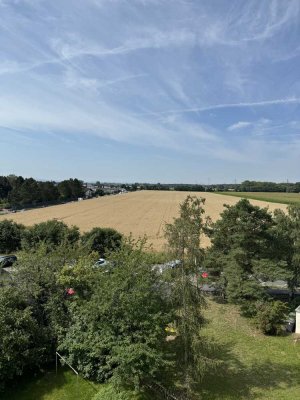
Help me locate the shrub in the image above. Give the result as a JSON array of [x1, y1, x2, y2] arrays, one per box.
[[255, 300, 288, 335], [0, 220, 24, 253], [81, 227, 122, 257], [21, 220, 80, 250], [92, 386, 137, 400]]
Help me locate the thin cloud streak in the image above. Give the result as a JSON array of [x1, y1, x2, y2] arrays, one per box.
[[140, 97, 300, 116]]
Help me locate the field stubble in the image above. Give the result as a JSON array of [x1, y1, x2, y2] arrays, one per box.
[[0, 191, 287, 250]]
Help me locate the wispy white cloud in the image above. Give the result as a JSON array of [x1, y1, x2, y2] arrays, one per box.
[[141, 98, 300, 116], [0, 0, 299, 181], [227, 121, 252, 131]]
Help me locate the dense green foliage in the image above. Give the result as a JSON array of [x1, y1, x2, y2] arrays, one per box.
[[206, 200, 275, 308], [0, 245, 94, 390], [0, 175, 84, 208], [92, 386, 140, 400], [0, 288, 46, 391], [255, 300, 289, 335], [238, 180, 300, 193], [0, 220, 122, 255], [58, 239, 173, 389], [205, 199, 300, 327], [81, 227, 123, 257], [21, 220, 80, 250], [0, 220, 25, 253], [165, 196, 214, 395]]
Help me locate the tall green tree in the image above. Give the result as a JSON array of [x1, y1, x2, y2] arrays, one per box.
[[205, 199, 289, 314], [57, 238, 172, 390], [0, 176, 12, 199], [164, 196, 209, 394], [273, 205, 300, 294]]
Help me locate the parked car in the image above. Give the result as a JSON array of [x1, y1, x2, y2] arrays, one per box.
[[94, 258, 109, 268], [0, 255, 17, 268], [167, 259, 182, 268]]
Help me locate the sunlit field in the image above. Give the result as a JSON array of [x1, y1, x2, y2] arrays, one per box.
[[0, 191, 287, 250]]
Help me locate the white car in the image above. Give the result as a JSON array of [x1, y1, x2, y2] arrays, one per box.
[[94, 258, 108, 268]]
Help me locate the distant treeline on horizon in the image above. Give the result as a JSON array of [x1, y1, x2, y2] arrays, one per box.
[[1, 175, 300, 209], [0, 175, 85, 209], [134, 180, 300, 193]]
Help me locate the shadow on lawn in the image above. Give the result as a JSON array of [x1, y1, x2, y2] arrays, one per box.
[[197, 339, 300, 400], [2, 367, 74, 400], [164, 336, 300, 400]]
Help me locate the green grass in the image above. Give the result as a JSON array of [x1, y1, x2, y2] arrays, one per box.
[[2, 368, 102, 400], [199, 300, 300, 400], [1, 367, 154, 400], [216, 191, 300, 206]]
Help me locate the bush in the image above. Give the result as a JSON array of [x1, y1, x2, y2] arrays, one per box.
[[81, 227, 122, 257], [0, 287, 48, 390], [21, 220, 80, 250], [255, 300, 288, 335], [0, 220, 24, 253], [92, 386, 138, 400]]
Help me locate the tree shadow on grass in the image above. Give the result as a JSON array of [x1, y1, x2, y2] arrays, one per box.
[[196, 339, 300, 400], [163, 337, 300, 400], [1, 365, 98, 400], [1, 367, 68, 400]]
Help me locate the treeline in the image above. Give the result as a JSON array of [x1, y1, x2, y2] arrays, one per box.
[[0, 175, 85, 208], [0, 219, 122, 255], [139, 183, 206, 191], [215, 180, 300, 192]]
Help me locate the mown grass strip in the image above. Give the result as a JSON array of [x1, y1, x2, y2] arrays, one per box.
[[215, 192, 300, 206]]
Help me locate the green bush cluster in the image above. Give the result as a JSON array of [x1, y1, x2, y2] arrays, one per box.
[[0, 219, 122, 255]]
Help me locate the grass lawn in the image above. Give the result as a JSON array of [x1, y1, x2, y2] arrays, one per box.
[[1, 368, 103, 400], [2, 367, 153, 400], [199, 300, 300, 400], [216, 192, 300, 206]]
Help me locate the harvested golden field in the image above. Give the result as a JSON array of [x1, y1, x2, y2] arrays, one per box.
[[0, 191, 287, 250]]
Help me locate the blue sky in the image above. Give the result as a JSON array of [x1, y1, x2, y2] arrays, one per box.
[[0, 0, 300, 183]]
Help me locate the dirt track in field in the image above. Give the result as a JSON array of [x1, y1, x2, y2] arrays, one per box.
[[0, 191, 287, 251]]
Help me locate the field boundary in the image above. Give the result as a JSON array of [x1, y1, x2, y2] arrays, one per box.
[[215, 191, 300, 206]]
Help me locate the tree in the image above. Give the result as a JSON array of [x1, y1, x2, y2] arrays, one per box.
[[39, 181, 60, 203], [57, 238, 172, 391], [164, 196, 210, 394], [0, 219, 25, 253], [205, 199, 278, 310], [0, 176, 12, 199], [272, 205, 300, 294], [81, 227, 122, 257], [0, 287, 48, 390], [58, 179, 84, 200], [21, 220, 80, 250]]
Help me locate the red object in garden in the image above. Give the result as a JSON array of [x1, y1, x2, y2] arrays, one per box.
[[201, 272, 208, 279], [66, 288, 75, 295]]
